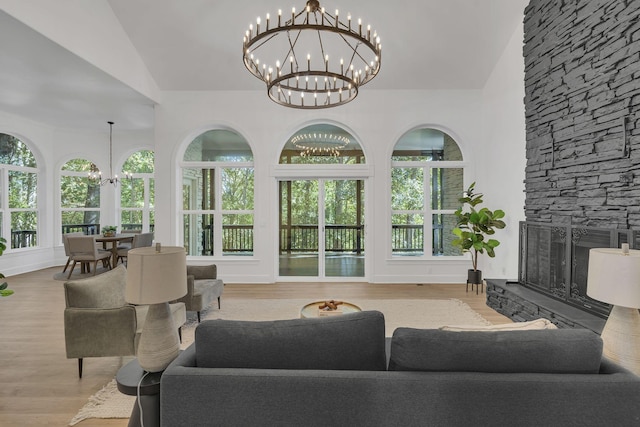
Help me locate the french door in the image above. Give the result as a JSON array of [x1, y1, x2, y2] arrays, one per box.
[[279, 179, 365, 279]]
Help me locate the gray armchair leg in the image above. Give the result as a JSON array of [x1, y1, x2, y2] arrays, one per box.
[[78, 358, 83, 378], [218, 297, 221, 309], [197, 311, 201, 323], [178, 327, 182, 343]]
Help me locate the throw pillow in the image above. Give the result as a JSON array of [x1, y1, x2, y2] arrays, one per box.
[[440, 318, 557, 331], [388, 328, 602, 373], [195, 310, 387, 371]]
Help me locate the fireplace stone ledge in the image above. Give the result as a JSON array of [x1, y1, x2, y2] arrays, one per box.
[[486, 279, 606, 334]]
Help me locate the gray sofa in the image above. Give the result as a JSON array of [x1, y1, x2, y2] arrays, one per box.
[[161, 311, 640, 426]]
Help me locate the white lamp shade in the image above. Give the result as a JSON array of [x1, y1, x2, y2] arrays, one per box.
[[587, 248, 640, 309], [125, 246, 187, 304]]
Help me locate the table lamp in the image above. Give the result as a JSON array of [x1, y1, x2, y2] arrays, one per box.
[[587, 244, 640, 376], [125, 244, 187, 372]]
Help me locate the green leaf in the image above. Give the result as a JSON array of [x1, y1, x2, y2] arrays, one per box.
[[0, 289, 14, 297], [0, 282, 6, 290]]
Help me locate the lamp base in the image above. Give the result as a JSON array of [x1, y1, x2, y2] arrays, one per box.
[[601, 305, 640, 376], [137, 302, 180, 373]]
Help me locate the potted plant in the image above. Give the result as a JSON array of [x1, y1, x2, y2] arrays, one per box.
[[0, 237, 13, 297], [102, 226, 117, 237], [452, 182, 506, 286]]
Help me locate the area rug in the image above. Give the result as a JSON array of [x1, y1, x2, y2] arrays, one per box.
[[53, 265, 112, 281], [70, 298, 490, 425]]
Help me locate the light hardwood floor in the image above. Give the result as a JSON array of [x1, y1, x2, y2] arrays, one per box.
[[0, 267, 510, 426]]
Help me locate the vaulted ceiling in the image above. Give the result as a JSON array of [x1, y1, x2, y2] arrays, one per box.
[[0, 0, 528, 131]]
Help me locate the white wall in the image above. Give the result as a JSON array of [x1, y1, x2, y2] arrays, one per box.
[[154, 89, 491, 284], [478, 21, 527, 280], [0, 25, 527, 284]]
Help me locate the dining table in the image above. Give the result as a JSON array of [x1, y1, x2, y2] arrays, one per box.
[[95, 234, 135, 267]]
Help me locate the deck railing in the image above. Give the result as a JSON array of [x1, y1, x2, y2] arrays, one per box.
[[14, 222, 439, 254]]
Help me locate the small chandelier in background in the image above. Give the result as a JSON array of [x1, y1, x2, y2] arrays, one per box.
[[291, 132, 350, 156], [243, 0, 382, 109], [88, 121, 132, 187]]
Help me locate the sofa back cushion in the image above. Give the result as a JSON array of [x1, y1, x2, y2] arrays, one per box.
[[195, 310, 387, 371], [64, 264, 127, 308], [388, 328, 602, 373]]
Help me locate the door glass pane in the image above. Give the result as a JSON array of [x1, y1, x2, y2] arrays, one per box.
[[324, 180, 364, 277], [279, 180, 319, 276]]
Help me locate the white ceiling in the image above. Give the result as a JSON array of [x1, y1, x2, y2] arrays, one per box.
[[0, 0, 527, 131]]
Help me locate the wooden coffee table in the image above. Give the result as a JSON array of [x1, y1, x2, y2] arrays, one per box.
[[300, 300, 362, 318]]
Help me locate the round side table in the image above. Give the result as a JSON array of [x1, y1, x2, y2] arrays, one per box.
[[116, 358, 163, 427], [300, 300, 362, 318]]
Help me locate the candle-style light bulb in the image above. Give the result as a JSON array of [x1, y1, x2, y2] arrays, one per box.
[[278, 9, 282, 26]]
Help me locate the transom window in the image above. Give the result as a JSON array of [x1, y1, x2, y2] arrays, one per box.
[[181, 129, 254, 256], [391, 128, 464, 257], [280, 124, 365, 164], [0, 134, 39, 249]]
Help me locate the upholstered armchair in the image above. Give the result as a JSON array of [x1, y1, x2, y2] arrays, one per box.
[[63, 265, 186, 378], [176, 264, 224, 323]]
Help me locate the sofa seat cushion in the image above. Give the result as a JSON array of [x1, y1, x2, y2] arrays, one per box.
[[389, 328, 603, 374], [195, 310, 387, 371]]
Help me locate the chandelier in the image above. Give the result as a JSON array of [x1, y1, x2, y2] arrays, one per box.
[[88, 121, 132, 186], [291, 132, 350, 156], [242, 0, 382, 109]]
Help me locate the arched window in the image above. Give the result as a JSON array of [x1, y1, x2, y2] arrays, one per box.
[[120, 150, 154, 233], [279, 124, 365, 164], [391, 128, 464, 257], [181, 129, 254, 256], [60, 158, 101, 236], [0, 133, 39, 249]]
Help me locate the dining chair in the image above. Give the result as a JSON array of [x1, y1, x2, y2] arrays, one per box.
[[66, 235, 112, 279], [116, 232, 154, 265], [62, 232, 85, 273]]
